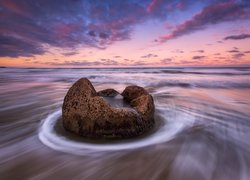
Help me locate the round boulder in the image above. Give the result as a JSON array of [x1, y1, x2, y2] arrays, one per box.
[[62, 78, 155, 138], [122, 86, 155, 128]]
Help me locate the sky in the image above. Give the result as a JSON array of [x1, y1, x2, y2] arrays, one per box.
[[0, 0, 250, 68]]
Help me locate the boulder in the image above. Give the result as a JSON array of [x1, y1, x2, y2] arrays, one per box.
[[122, 86, 155, 128], [121, 86, 149, 102], [62, 78, 155, 138]]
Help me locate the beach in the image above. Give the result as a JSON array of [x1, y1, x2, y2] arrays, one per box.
[[1, 67, 250, 180]]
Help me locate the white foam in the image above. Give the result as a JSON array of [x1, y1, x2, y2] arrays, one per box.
[[38, 108, 195, 155]]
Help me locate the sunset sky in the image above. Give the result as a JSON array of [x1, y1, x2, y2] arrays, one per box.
[[0, 0, 250, 67]]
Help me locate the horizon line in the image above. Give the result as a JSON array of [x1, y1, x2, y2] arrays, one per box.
[[1, 65, 250, 69]]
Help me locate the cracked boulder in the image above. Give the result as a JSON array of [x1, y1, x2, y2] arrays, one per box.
[[62, 78, 155, 138]]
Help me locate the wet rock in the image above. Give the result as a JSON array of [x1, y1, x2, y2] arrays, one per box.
[[62, 78, 155, 138], [122, 86, 155, 127], [121, 86, 149, 102], [97, 88, 119, 97]]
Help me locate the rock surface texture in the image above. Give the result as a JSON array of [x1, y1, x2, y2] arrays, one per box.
[[62, 78, 155, 138]]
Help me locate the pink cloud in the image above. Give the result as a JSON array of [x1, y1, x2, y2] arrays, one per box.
[[146, 0, 163, 13], [55, 23, 81, 38], [1, 0, 30, 17], [166, 2, 185, 11], [159, 1, 250, 42]]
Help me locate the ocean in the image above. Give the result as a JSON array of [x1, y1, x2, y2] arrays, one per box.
[[1, 67, 250, 180]]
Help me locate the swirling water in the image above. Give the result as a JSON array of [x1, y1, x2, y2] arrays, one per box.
[[0, 67, 250, 180]]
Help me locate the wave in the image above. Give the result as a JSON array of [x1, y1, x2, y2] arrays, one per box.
[[161, 69, 250, 76], [38, 106, 195, 155], [151, 81, 250, 89]]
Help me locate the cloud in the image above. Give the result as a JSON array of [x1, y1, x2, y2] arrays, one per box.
[[99, 59, 120, 66], [0, 35, 45, 57], [194, 50, 205, 53], [192, 56, 206, 60], [88, 30, 96, 37], [124, 58, 131, 61], [132, 60, 148, 66], [147, 0, 196, 14], [159, 1, 250, 42], [141, 53, 158, 58], [1, 0, 249, 59], [172, 49, 184, 53], [233, 53, 245, 59], [227, 50, 240, 53], [2, 0, 198, 58], [224, 33, 250, 40], [99, 32, 109, 39], [61, 52, 79, 57], [0, 0, 149, 57], [47, 59, 122, 67], [160, 58, 172, 64], [244, 51, 250, 53], [147, 0, 163, 13], [226, 48, 247, 59]]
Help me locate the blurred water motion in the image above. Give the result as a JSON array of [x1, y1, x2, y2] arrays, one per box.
[[1, 67, 250, 180]]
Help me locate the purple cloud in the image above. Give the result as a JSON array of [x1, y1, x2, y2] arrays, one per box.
[[192, 56, 206, 60], [1, 0, 249, 59], [172, 49, 184, 53], [194, 50, 205, 53], [61, 52, 79, 57], [0, 0, 148, 57], [0, 35, 45, 57], [141, 53, 158, 58], [161, 58, 172, 64], [132, 60, 148, 66], [217, 41, 224, 43], [224, 34, 250, 40], [233, 53, 245, 59], [160, 1, 250, 42], [227, 50, 240, 53]]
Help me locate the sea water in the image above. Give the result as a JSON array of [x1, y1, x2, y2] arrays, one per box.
[[0, 67, 250, 180]]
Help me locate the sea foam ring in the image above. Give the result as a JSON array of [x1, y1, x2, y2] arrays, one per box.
[[39, 107, 194, 155]]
